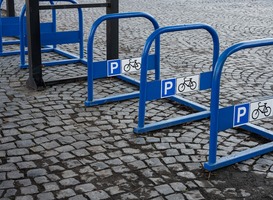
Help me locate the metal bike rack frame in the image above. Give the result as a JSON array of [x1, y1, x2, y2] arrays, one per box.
[[134, 24, 220, 134], [0, 0, 21, 56], [85, 12, 160, 107], [204, 38, 273, 171], [20, 0, 85, 69], [25, 0, 119, 90]]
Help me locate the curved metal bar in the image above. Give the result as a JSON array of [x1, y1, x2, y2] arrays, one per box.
[[86, 12, 160, 103], [208, 38, 273, 166], [138, 23, 220, 129]]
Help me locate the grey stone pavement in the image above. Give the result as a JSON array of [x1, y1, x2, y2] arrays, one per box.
[[1, 0, 273, 199]]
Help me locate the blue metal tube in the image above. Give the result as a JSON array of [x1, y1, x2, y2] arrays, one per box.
[[138, 23, 220, 129], [86, 12, 160, 104], [208, 38, 273, 166]]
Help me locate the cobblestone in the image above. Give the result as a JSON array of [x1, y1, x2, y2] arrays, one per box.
[[1, 0, 273, 199]]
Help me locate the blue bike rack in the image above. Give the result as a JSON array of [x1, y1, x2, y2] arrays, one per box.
[[19, 0, 85, 69], [85, 12, 160, 107], [0, 0, 21, 56], [134, 24, 220, 134], [204, 38, 273, 171]]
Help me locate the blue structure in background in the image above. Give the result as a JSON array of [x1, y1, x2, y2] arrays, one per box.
[[134, 24, 220, 134], [85, 12, 160, 107], [204, 38, 273, 171], [0, 0, 21, 56], [19, 0, 85, 69]]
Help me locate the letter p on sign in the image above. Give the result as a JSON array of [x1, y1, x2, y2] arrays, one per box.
[[107, 59, 121, 77], [233, 103, 249, 127], [161, 78, 176, 98]]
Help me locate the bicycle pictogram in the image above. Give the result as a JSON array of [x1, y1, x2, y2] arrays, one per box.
[[123, 59, 141, 72], [251, 102, 272, 120], [178, 78, 197, 92]]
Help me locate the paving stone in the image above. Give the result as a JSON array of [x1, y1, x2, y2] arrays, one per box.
[[55, 145, 75, 153], [72, 149, 90, 157], [7, 171, 24, 179], [43, 182, 60, 192], [59, 178, 80, 186], [177, 171, 196, 179], [27, 168, 47, 177], [7, 148, 29, 156], [184, 190, 205, 200], [0, 180, 14, 189], [0, 163, 17, 172], [93, 153, 109, 161], [37, 192, 55, 200], [128, 160, 147, 170], [154, 143, 171, 150], [119, 193, 138, 200], [63, 159, 82, 168], [0, 172, 6, 180], [20, 185, 39, 195], [166, 193, 185, 200], [15, 195, 34, 200], [62, 170, 78, 178], [17, 179, 32, 187], [85, 190, 110, 200], [34, 176, 49, 184], [0, 142, 16, 151], [170, 182, 187, 192], [3, 188, 17, 197], [94, 169, 113, 178], [56, 188, 76, 199], [154, 184, 174, 195], [75, 183, 96, 192], [91, 162, 109, 170], [105, 186, 125, 195], [17, 161, 37, 169], [68, 194, 88, 200]]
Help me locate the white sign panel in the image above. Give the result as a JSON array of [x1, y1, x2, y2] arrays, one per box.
[[121, 57, 141, 73], [176, 75, 200, 94], [249, 99, 273, 122]]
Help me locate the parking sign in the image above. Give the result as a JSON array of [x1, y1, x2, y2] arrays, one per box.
[[107, 59, 121, 77], [233, 103, 250, 127], [161, 78, 176, 98]]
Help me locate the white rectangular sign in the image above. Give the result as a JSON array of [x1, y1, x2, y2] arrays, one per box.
[[176, 75, 200, 94], [121, 57, 141, 73], [249, 99, 273, 122]]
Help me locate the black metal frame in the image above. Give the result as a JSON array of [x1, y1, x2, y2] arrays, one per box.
[[6, 0, 15, 16], [25, 0, 119, 90]]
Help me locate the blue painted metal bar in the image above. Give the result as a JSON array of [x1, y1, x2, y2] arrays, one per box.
[[136, 23, 219, 133], [205, 38, 273, 171], [85, 12, 160, 107], [19, 0, 84, 68], [241, 123, 273, 141], [134, 110, 210, 134], [204, 141, 273, 171]]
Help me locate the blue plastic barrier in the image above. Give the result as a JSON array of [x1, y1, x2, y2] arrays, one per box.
[[19, 0, 85, 69], [85, 12, 160, 107], [0, 0, 21, 56], [204, 38, 273, 171], [134, 24, 220, 134]]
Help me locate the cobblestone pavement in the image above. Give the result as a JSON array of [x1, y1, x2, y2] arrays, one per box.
[[1, 0, 273, 199]]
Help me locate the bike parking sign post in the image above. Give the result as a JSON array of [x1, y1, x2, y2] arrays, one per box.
[[204, 38, 273, 171], [134, 23, 220, 134]]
